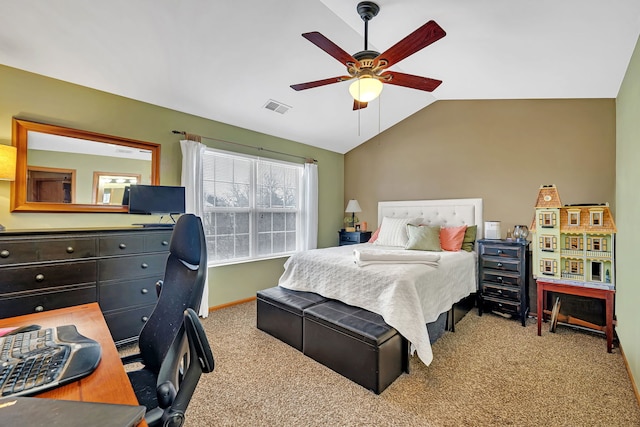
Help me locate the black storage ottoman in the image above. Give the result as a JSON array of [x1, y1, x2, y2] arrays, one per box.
[[256, 286, 327, 351], [303, 300, 408, 394]]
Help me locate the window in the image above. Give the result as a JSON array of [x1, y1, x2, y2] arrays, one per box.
[[539, 211, 557, 228], [542, 259, 555, 275], [590, 210, 603, 226], [565, 236, 581, 250], [201, 149, 303, 264], [568, 210, 580, 226], [592, 238, 601, 251], [541, 236, 555, 251], [569, 260, 580, 274]]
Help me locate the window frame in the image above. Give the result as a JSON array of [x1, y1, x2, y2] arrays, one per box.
[[200, 148, 304, 266]]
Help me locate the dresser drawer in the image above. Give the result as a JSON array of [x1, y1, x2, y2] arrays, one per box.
[[99, 234, 146, 256], [482, 283, 520, 301], [0, 285, 96, 318], [99, 277, 161, 311], [481, 245, 522, 259], [98, 253, 168, 281], [0, 261, 97, 294], [104, 304, 155, 344], [482, 271, 521, 286], [0, 237, 96, 265], [482, 297, 521, 316], [144, 232, 173, 252], [481, 257, 520, 273]]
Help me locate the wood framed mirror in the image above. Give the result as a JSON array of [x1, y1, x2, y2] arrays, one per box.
[[11, 118, 161, 213]]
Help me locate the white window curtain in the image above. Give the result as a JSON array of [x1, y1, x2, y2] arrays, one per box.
[[180, 139, 209, 318], [301, 162, 318, 250]]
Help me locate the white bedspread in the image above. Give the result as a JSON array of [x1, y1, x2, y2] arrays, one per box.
[[278, 243, 477, 366]]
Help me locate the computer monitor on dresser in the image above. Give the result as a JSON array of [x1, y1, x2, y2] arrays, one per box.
[[124, 184, 186, 226]]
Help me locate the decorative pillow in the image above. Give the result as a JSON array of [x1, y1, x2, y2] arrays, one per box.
[[405, 224, 442, 251], [374, 216, 421, 247], [461, 225, 477, 252], [440, 225, 467, 251], [368, 227, 380, 243]]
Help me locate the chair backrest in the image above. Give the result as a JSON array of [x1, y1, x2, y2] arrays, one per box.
[[138, 214, 207, 373], [145, 308, 215, 427]]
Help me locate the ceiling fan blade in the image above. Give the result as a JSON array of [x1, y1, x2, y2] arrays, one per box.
[[290, 76, 351, 91], [353, 100, 368, 110], [376, 20, 446, 69], [380, 71, 442, 92], [302, 32, 360, 66]]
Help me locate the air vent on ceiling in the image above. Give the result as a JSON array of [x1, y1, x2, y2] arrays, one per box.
[[264, 99, 291, 114]]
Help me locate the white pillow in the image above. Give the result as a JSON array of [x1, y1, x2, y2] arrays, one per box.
[[374, 216, 422, 247]]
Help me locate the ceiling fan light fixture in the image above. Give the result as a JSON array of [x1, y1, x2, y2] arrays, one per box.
[[349, 76, 383, 102]]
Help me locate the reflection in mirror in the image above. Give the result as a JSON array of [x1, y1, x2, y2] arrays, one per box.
[[11, 118, 160, 213], [93, 172, 141, 205]]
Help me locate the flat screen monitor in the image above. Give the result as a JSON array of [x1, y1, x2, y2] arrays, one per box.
[[126, 185, 186, 215]]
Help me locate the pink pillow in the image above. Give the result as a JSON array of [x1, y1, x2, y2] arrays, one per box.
[[440, 225, 467, 251], [368, 227, 380, 243]]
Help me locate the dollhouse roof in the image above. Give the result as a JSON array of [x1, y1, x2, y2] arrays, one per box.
[[560, 205, 617, 234], [534, 185, 563, 208], [530, 185, 617, 234]]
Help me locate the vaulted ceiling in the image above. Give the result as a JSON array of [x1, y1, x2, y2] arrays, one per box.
[[2, 1, 639, 154]]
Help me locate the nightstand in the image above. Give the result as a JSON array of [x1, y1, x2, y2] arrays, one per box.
[[477, 239, 529, 326], [338, 230, 372, 246]]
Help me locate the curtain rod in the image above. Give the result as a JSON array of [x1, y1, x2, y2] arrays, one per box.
[[172, 130, 317, 163]]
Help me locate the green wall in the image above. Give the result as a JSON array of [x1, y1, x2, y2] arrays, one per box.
[[0, 64, 344, 307], [616, 34, 640, 394]]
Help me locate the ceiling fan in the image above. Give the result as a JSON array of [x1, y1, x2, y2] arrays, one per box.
[[290, 1, 446, 110]]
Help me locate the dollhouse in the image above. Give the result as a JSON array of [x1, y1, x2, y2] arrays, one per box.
[[530, 185, 616, 290]]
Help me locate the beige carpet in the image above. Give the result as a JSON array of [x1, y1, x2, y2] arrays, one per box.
[[136, 302, 640, 426]]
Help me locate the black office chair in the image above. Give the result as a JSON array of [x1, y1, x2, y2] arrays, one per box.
[[122, 213, 208, 424]]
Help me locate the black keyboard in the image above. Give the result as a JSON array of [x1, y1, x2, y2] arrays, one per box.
[[0, 325, 102, 397]]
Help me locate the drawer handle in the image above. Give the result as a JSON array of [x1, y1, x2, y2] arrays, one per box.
[[0, 249, 9, 258], [119, 243, 127, 250], [141, 262, 149, 269], [66, 246, 74, 254], [35, 273, 45, 282], [497, 262, 503, 267], [141, 288, 149, 294], [34, 305, 44, 312], [162, 240, 169, 246], [497, 289, 502, 294], [141, 316, 149, 322], [497, 249, 503, 254]]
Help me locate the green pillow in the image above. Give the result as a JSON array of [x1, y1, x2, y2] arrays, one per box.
[[405, 224, 442, 251], [461, 225, 477, 252]]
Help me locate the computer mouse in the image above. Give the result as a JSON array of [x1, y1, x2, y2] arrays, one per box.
[[6, 324, 41, 335]]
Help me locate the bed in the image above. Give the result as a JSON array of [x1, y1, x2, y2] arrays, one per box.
[[278, 198, 483, 366]]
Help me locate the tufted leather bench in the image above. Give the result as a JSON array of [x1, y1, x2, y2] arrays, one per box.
[[257, 286, 327, 351], [303, 300, 409, 394]]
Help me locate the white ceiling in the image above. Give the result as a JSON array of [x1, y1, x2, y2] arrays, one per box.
[[2, 1, 639, 154]]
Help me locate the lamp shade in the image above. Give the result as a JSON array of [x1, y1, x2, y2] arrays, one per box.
[[348, 77, 383, 103], [0, 144, 17, 181], [345, 199, 361, 213]]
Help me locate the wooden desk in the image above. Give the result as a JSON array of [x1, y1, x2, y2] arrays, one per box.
[[536, 281, 615, 353], [0, 303, 147, 426]]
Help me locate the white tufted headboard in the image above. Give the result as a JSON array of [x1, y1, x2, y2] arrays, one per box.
[[377, 198, 484, 240]]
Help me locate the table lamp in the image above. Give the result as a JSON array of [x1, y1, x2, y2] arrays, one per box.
[[345, 199, 361, 232], [0, 144, 17, 231]]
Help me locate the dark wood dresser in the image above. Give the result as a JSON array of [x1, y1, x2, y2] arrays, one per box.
[[0, 227, 172, 346]]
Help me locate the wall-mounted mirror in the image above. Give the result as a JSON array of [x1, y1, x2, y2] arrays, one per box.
[[11, 118, 160, 213]]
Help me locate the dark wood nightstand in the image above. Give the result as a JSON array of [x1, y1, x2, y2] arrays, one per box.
[[338, 230, 372, 246], [477, 239, 529, 326]]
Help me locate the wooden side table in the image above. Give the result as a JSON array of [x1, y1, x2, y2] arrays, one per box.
[[536, 280, 615, 352]]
